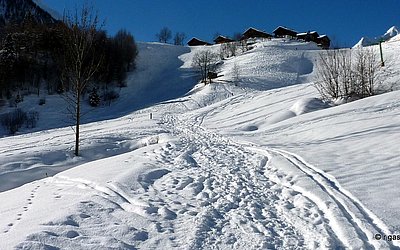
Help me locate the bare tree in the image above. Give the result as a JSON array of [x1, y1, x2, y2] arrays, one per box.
[[192, 50, 219, 84], [60, 5, 103, 156], [315, 49, 354, 99], [227, 42, 238, 57], [156, 27, 172, 43], [315, 47, 389, 101], [219, 43, 229, 60], [232, 62, 241, 86], [173, 32, 186, 46], [354, 47, 383, 97]]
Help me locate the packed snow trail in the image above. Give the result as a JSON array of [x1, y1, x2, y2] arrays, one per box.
[[2, 110, 396, 249], [163, 110, 397, 249], [4, 113, 337, 249], [160, 114, 334, 249]]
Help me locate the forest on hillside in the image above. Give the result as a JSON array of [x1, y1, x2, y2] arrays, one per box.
[[0, 6, 138, 138], [0, 12, 137, 105]]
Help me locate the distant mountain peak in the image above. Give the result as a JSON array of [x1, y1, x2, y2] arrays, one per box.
[[32, 0, 61, 20], [382, 26, 399, 40], [0, 0, 56, 25], [353, 25, 399, 48]]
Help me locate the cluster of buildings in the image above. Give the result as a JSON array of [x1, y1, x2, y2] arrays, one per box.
[[188, 26, 331, 49]]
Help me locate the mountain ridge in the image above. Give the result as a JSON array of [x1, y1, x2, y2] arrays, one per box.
[[353, 25, 399, 48], [0, 0, 56, 25]]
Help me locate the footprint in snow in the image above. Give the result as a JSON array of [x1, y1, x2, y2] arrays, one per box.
[[158, 207, 177, 220], [66, 230, 79, 238], [132, 230, 149, 241], [79, 213, 90, 219]]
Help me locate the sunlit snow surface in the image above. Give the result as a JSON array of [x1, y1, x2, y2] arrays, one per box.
[[1, 39, 399, 249]]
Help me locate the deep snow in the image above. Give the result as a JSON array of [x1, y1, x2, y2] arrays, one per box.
[[0, 37, 399, 249]]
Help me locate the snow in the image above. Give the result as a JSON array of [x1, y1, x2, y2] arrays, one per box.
[[353, 25, 400, 48], [382, 26, 399, 41], [1, 37, 400, 249]]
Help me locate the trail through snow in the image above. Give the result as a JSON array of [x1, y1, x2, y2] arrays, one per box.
[[1, 39, 399, 249]]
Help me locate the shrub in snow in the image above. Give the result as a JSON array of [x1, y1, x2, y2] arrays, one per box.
[[192, 50, 219, 84], [0, 109, 40, 134], [103, 90, 120, 106], [315, 47, 393, 101], [15, 94, 23, 104], [26, 111, 39, 129], [1, 109, 27, 134], [38, 98, 46, 106], [219, 42, 238, 59], [89, 89, 101, 107]]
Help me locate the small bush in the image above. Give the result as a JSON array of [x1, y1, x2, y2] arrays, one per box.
[[315, 47, 391, 101], [0, 109, 40, 134], [39, 98, 46, 106], [15, 94, 23, 104], [1, 109, 28, 134], [89, 89, 101, 107], [103, 90, 120, 105], [26, 111, 39, 129]]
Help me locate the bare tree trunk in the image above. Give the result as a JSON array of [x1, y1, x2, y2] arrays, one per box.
[[74, 88, 80, 156], [60, 4, 103, 156]]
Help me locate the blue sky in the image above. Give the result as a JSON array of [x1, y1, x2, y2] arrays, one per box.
[[39, 0, 400, 47]]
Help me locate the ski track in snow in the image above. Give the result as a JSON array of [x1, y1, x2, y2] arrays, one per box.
[[253, 147, 398, 249], [174, 105, 397, 249]]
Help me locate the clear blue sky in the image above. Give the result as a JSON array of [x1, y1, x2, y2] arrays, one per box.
[[39, 0, 400, 47]]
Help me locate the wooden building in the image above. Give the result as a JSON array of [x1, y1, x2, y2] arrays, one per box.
[[214, 35, 234, 44], [272, 26, 298, 39], [187, 37, 211, 46], [241, 27, 272, 40], [297, 31, 319, 42], [316, 35, 331, 49]]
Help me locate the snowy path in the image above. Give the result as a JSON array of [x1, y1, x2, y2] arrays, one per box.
[[169, 104, 398, 249], [252, 148, 397, 249], [0, 112, 336, 248], [1, 107, 396, 249], [266, 148, 396, 249]]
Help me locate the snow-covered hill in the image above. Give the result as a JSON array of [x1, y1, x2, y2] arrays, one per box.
[[1, 39, 400, 249]]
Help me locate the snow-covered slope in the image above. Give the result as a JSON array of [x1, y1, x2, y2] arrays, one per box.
[[1, 39, 400, 249]]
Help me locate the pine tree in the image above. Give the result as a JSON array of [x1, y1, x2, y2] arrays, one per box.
[[89, 88, 100, 107]]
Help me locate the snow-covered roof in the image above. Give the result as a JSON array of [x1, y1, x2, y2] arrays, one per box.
[[318, 35, 329, 39], [243, 27, 266, 34], [214, 35, 233, 40], [272, 26, 298, 34], [297, 31, 319, 36], [187, 37, 211, 46]]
